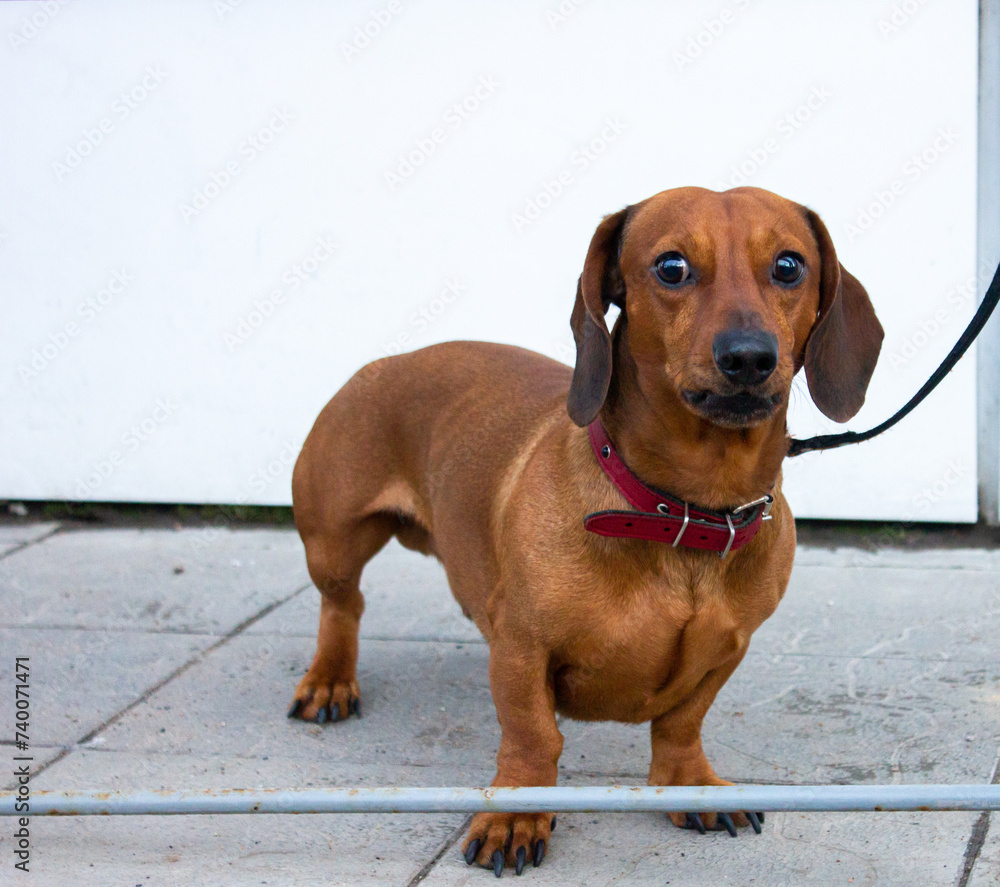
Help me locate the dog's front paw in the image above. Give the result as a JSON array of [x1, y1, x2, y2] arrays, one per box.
[[664, 778, 762, 836], [287, 672, 361, 724], [651, 764, 764, 837], [672, 808, 763, 836], [462, 811, 554, 876]]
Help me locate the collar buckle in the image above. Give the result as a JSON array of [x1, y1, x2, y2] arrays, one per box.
[[719, 513, 736, 559], [585, 420, 773, 553], [666, 501, 690, 548]]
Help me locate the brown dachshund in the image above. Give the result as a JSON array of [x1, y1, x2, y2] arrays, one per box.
[[288, 186, 883, 875]]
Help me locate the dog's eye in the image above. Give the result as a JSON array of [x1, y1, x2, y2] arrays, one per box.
[[653, 252, 691, 286], [772, 252, 805, 286]]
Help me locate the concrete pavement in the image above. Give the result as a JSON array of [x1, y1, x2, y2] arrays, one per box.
[[1, 521, 999, 885]]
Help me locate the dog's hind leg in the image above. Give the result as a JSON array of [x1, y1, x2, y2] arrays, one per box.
[[287, 514, 395, 723]]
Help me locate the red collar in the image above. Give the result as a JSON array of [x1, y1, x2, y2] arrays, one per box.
[[584, 420, 772, 557]]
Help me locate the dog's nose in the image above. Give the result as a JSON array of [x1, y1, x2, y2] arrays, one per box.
[[712, 329, 779, 387]]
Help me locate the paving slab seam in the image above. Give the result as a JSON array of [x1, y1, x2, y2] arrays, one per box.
[[249, 632, 489, 644], [357, 633, 486, 644], [959, 812, 992, 886], [0, 623, 244, 635], [5, 630, 988, 666], [559, 772, 865, 786], [957, 746, 1000, 886], [798, 564, 1000, 573], [0, 522, 63, 561], [3, 581, 312, 790], [405, 814, 473, 887], [56, 745, 484, 768], [0, 626, 482, 641], [36, 751, 655, 782], [744, 651, 1000, 664]]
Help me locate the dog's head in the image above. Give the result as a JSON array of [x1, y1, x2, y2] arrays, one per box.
[[567, 186, 884, 430]]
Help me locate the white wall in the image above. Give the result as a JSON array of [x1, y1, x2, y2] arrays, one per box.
[[0, 0, 980, 520]]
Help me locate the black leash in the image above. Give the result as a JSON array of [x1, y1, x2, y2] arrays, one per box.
[[788, 259, 1000, 457]]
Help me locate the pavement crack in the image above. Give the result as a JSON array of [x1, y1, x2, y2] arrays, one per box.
[[5, 581, 312, 789], [405, 814, 473, 886], [958, 812, 991, 887], [711, 736, 782, 770], [0, 522, 63, 562], [956, 743, 1000, 886]]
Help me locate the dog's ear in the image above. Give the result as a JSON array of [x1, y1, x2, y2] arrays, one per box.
[[567, 208, 630, 426], [802, 209, 884, 423]]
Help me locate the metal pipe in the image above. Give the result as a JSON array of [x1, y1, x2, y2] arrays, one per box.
[[2, 784, 1000, 816]]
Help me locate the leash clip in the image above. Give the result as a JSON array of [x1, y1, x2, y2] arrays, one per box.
[[731, 494, 774, 521], [722, 495, 774, 558]]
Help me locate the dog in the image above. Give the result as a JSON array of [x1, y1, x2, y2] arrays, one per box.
[[287, 186, 883, 875]]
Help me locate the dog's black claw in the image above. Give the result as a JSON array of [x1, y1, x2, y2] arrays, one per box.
[[464, 839, 480, 865], [331, 703, 341, 722], [747, 811, 762, 834], [718, 812, 738, 837], [758, 811, 765, 824], [286, 699, 302, 719], [492, 849, 504, 877], [515, 846, 526, 875], [685, 812, 707, 834], [533, 839, 546, 867], [551, 816, 557, 831], [315, 706, 327, 724]]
